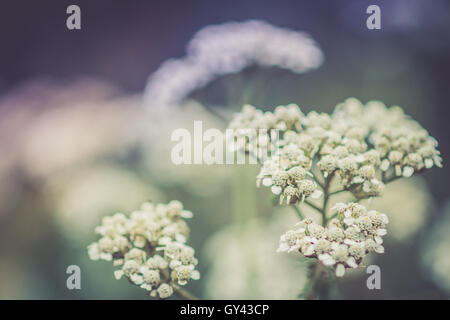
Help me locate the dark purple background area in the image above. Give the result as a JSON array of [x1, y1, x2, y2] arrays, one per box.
[[0, 1, 447, 91], [2, 0, 449, 195]]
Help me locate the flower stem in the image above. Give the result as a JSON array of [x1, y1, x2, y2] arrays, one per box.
[[321, 173, 334, 226], [329, 189, 347, 196], [303, 200, 323, 215], [161, 269, 199, 300], [383, 174, 401, 184], [293, 205, 305, 219], [303, 262, 328, 300], [171, 282, 199, 300]]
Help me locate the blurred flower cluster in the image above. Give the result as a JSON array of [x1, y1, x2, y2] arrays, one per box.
[[204, 212, 308, 299], [422, 201, 450, 294], [144, 20, 323, 109], [88, 200, 200, 298], [360, 177, 431, 242]]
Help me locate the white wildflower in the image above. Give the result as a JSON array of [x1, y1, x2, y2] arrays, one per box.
[[277, 203, 388, 277], [87, 201, 200, 298]]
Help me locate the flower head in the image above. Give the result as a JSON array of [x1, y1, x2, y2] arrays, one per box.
[[277, 203, 388, 277], [230, 98, 441, 206], [88, 200, 200, 298]]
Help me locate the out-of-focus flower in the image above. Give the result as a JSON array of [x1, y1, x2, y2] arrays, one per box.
[[187, 20, 323, 74], [0, 158, 21, 220], [88, 200, 200, 299], [422, 201, 450, 293], [0, 79, 149, 223], [142, 100, 232, 196], [204, 213, 308, 299], [143, 58, 211, 110], [360, 176, 431, 242], [45, 164, 163, 242], [143, 20, 323, 109], [0, 79, 144, 179], [19, 95, 143, 178], [228, 103, 303, 162]]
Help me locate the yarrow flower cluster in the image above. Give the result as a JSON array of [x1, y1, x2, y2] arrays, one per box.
[[228, 104, 303, 163], [277, 203, 388, 277], [228, 97, 442, 204], [334, 98, 442, 178], [256, 153, 321, 204], [228, 97, 442, 281], [88, 200, 200, 298]]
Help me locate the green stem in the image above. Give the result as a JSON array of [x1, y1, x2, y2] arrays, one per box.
[[303, 200, 323, 215], [321, 173, 334, 226], [383, 174, 401, 184], [303, 262, 328, 300], [328, 212, 338, 220], [329, 189, 347, 196], [301, 169, 405, 300], [203, 104, 229, 123], [160, 269, 199, 300], [170, 282, 199, 300], [312, 174, 325, 190], [293, 205, 305, 220]]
